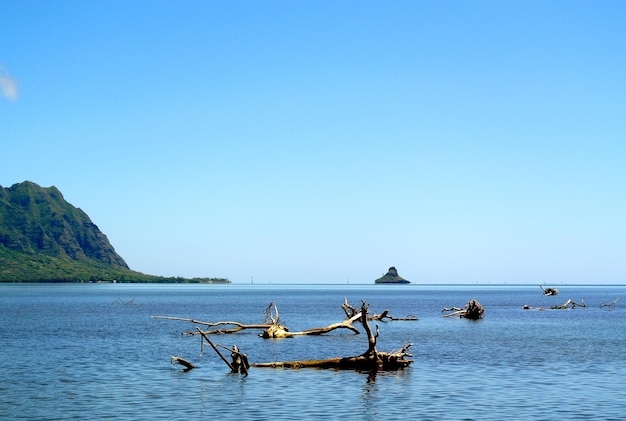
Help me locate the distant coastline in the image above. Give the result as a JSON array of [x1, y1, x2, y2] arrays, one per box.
[[0, 277, 231, 284]]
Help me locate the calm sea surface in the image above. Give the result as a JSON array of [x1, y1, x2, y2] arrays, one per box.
[[0, 283, 624, 420]]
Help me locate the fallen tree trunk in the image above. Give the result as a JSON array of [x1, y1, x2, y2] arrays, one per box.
[[157, 300, 413, 374], [551, 298, 587, 309], [153, 301, 362, 338], [442, 299, 485, 319], [171, 356, 196, 371], [540, 285, 559, 296], [370, 309, 418, 321], [196, 328, 250, 376], [151, 316, 272, 335], [342, 298, 418, 321], [261, 311, 362, 338], [253, 300, 413, 371], [252, 347, 413, 370], [600, 297, 620, 310]]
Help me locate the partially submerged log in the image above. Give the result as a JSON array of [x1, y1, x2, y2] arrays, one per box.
[[153, 301, 362, 339], [261, 313, 362, 338], [151, 316, 271, 334], [157, 300, 413, 374], [442, 299, 485, 319], [522, 304, 546, 310], [441, 306, 462, 313], [112, 297, 140, 305], [551, 298, 587, 309], [197, 328, 249, 376], [171, 356, 196, 371], [342, 298, 418, 321], [370, 309, 418, 321], [525, 297, 593, 311], [600, 297, 620, 310], [258, 302, 362, 338], [230, 345, 250, 375], [251, 343, 414, 371], [540, 285, 559, 296], [464, 299, 485, 319], [253, 300, 413, 371]]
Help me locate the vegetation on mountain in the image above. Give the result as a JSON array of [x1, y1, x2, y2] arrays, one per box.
[[374, 266, 410, 284], [0, 181, 229, 283]]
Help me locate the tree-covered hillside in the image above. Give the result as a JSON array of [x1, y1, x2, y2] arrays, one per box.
[[0, 181, 229, 283]]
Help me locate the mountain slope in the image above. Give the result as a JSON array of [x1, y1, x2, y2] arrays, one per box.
[[0, 181, 128, 268], [1, 181, 230, 283], [0, 181, 211, 282]]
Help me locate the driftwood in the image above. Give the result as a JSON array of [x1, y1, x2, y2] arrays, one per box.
[[442, 299, 485, 319], [162, 300, 413, 374], [551, 298, 587, 309], [262, 314, 362, 338], [540, 286, 559, 296], [157, 300, 413, 374], [522, 304, 546, 310], [197, 328, 235, 370], [253, 300, 413, 371], [196, 328, 250, 375], [519, 298, 589, 311], [152, 301, 362, 339], [258, 302, 361, 338], [524, 297, 595, 311], [600, 297, 620, 310], [171, 356, 196, 371], [342, 298, 418, 321], [151, 316, 271, 334], [230, 345, 250, 375], [112, 297, 141, 305]]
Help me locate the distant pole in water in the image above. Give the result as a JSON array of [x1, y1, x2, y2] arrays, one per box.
[[251, 276, 254, 284]]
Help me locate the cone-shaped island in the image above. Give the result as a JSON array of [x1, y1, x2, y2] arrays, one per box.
[[374, 266, 410, 284]]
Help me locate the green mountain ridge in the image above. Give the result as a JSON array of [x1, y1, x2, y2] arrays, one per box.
[[0, 181, 228, 283]]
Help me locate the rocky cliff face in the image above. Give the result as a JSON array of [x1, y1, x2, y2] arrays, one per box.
[[0, 181, 128, 269]]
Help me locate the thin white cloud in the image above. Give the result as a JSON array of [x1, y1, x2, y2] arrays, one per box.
[[0, 65, 19, 100]]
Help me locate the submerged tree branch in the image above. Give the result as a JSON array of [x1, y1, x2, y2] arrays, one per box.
[[442, 299, 485, 319], [157, 300, 414, 374], [153, 301, 363, 339], [253, 300, 413, 371], [551, 298, 587, 309], [540, 285, 559, 296], [600, 297, 620, 310]]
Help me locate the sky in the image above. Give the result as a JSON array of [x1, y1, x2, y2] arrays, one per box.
[[1, 1, 625, 284]]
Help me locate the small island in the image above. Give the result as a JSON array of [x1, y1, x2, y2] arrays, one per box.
[[374, 266, 410, 284]]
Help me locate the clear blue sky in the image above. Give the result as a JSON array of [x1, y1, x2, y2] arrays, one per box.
[[1, 1, 625, 284]]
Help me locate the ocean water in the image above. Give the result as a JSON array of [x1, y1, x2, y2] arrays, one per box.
[[0, 283, 624, 420]]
